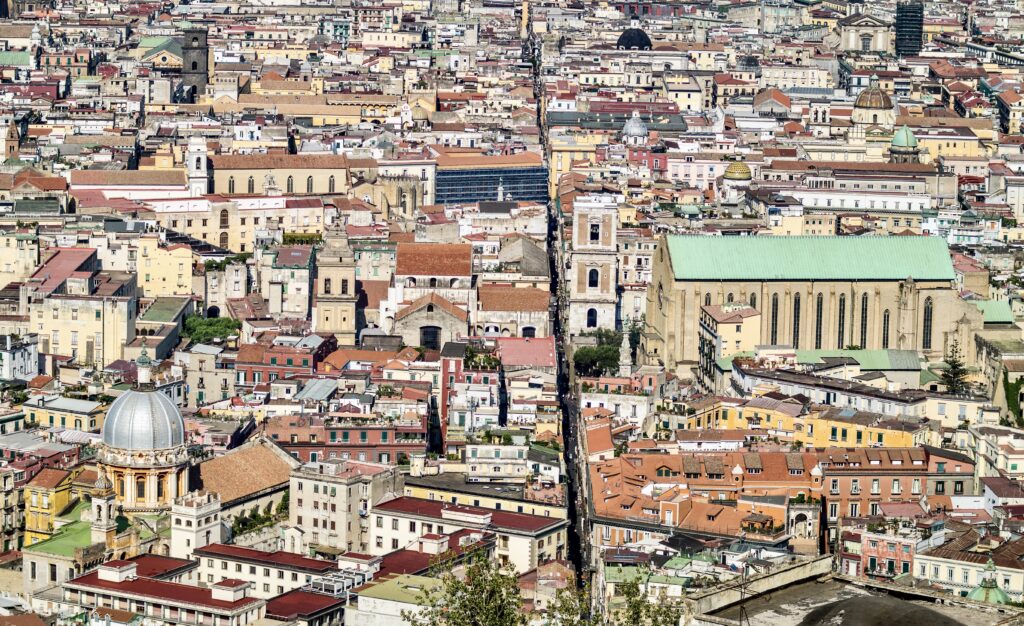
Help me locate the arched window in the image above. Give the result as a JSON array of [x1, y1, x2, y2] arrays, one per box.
[[882, 309, 890, 349], [792, 293, 801, 349], [306, 176, 314, 194], [750, 294, 757, 310], [837, 294, 847, 348], [195, 157, 202, 170], [704, 293, 712, 306], [328, 175, 335, 194], [287, 176, 294, 194], [770, 294, 779, 345], [586, 308, 598, 328], [860, 293, 869, 348], [191, 61, 198, 71], [815, 293, 824, 349], [922, 297, 933, 350], [136, 476, 146, 500], [219, 208, 229, 229], [219, 232, 228, 248], [228, 177, 235, 194], [588, 269, 599, 288], [247, 176, 254, 194], [727, 293, 734, 304], [429, 278, 438, 288]]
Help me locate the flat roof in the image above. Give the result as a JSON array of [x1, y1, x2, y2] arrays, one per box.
[[140, 297, 192, 323]]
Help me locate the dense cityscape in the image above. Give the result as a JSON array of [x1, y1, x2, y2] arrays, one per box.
[[0, 0, 1021, 623]]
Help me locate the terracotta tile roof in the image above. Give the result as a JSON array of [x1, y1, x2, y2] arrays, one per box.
[[69, 170, 186, 187], [394, 293, 468, 323], [197, 437, 298, 505], [395, 242, 472, 276], [27, 467, 70, 489], [478, 285, 550, 312]]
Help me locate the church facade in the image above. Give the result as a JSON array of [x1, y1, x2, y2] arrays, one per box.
[[641, 235, 983, 376]]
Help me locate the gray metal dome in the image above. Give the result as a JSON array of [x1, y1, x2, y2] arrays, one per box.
[[622, 111, 649, 137], [101, 389, 185, 451]]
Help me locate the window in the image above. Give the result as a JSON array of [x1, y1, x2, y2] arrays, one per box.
[[954, 481, 964, 494], [287, 176, 294, 194], [936, 481, 945, 495], [228, 177, 235, 194], [860, 293, 868, 348], [586, 308, 598, 328], [588, 268, 599, 288], [306, 177, 314, 194], [882, 309, 890, 349], [329, 176, 336, 193], [792, 293, 801, 349], [219, 209, 229, 229], [837, 294, 846, 348], [815, 293, 824, 349], [247, 177, 255, 194], [770, 294, 779, 344], [589, 224, 600, 242], [922, 297, 933, 350]]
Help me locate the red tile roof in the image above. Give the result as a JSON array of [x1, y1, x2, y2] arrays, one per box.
[[194, 544, 336, 573], [497, 336, 556, 368], [67, 572, 263, 611], [128, 554, 198, 578], [395, 243, 472, 276], [265, 590, 344, 620], [374, 496, 566, 534]]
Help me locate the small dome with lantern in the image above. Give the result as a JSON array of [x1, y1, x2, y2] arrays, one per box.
[[723, 160, 753, 181], [854, 75, 893, 110]]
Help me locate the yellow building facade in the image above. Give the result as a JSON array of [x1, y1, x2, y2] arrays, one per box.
[[24, 468, 76, 545], [686, 398, 918, 449], [136, 236, 194, 298]]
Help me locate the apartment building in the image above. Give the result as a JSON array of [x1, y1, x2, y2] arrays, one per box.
[[288, 459, 401, 554], [62, 560, 265, 626], [369, 496, 568, 573], [193, 544, 336, 599]]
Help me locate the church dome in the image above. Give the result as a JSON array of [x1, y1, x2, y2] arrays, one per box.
[[855, 75, 893, 110], [967, 559, 1012, 605], [616, 28, 652, 50], [622, 111, 649, 138], [892, 124, 918, 148], [723, 160, 752, 181], [102, 390, 185, 451]]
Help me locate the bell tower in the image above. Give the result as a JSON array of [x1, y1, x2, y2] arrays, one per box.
[[181, 27, 209, 99], [91, 473, 118, 546], [186, 137, 208, 197], [314, 225, 358, 344]]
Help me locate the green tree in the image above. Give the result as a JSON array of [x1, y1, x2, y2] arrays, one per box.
[[545, 582, 594, 626], [183, 315, 242, 343], [608, 575, 686, 626], [942, 338, 969, 396], [403, 552, 526, 626]]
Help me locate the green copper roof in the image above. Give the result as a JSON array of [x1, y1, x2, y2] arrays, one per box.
[[973, 300, 1014, 324], [665, 236, 955, 282], [27, 521, 93, 557], [892, 125, 919, 148]]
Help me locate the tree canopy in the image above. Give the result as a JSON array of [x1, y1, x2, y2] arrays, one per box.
[[183, 315, 242, 344], [941, 337, 969, 396]]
